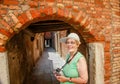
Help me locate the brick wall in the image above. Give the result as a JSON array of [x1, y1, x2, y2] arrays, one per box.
[[110, 0, 120, 83], [0, 0, 120, 84]]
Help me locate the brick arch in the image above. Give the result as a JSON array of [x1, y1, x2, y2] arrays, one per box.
[[0, 8, 105, 52]]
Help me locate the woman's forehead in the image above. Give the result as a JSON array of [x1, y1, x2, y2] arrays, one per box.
[[66, 38, 76, 41]]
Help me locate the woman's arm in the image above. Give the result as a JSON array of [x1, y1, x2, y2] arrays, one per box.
[[70, 56, 88, 84]]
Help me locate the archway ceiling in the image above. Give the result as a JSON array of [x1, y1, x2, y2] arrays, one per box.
[[27, 20, 72, 33]]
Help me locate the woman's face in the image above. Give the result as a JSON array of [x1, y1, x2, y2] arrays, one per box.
[[66, 38, 79, 53]]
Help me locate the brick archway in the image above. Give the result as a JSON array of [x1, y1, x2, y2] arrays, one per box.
[[0, 0, 119, 84], [0, 8, 104, 52], [0, 6, 106, 83], [0, 7, 106, 84]]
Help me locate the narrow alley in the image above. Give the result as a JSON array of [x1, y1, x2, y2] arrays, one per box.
[[24, 47, 65, 84]]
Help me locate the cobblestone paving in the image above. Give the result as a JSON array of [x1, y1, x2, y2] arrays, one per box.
[[24, 47, 65, 84]]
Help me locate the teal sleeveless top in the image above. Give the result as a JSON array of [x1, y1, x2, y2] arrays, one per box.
[[60, 52, 83, 84]]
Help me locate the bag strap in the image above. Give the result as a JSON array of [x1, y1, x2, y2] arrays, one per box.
[[60, 51, 78, 70]]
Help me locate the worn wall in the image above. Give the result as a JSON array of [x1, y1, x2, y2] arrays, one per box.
[[5, 30, 44, 84], [0, 0, 120, 84], [33, 33, 44, 62], [59, 30, 67, 59], [6, 31, 34, 84]]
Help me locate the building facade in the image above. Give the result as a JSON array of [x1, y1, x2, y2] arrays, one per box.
[[0, 0, 120, 84]]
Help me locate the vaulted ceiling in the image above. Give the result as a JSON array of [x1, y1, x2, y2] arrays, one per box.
[[27, 20, 72, 33]]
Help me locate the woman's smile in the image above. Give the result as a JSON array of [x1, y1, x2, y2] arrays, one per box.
[[66, 39, 78, 53]]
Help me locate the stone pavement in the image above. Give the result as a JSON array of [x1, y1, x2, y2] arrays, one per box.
[[24, 47, 65, 84]]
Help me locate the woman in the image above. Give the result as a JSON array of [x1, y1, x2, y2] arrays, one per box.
[[54, 33, 88, 84]]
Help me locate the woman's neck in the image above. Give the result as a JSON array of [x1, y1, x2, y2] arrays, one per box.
[[69, 50, 78, 57]]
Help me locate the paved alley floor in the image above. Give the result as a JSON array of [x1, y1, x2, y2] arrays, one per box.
[[25, 47, 65, 84]]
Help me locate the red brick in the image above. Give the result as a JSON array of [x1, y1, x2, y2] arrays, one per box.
[[112, 28, 120, 34], [42, 7, 53, 16], [48, 7, 53, 15], [46, 0, 55, 2], [29, 1, 38, 8], [63, 0, 73, 5], [43, 7, 50, 15], [0, 46, 6, 52], [113, 42, 120, 47], [0, 15, 2, 18], [57, 0, 63, 3], [18, 13, 29, 24], [0, 9, 7, 15], [73, 8, 79, 13], [95, 0, 104, 7], [0, 29, 12, 37], [86, 38, 96, 43], [105, 63, 111, 69], [18, 15, 24, 24], [1, 20, 11, 30], [105, 64, 111, 72], [67, 15, 76, 24], [33, 0, 40, 1], [9, 5, 20, 10], [112, 49, 120, 54], [104, 52, 111, 60], [74, 0, 82, 2], [57, 9, 65, 17], [30, 9, 41, 18], [94, 35, 105, 41], [104, 70, 111, 81], [3, 0, 19, 5], [64, 9, 69, 17], [115, 11, 120, 16], [87, 29, 96, 37], [82, 19, 91, 28], [65, 5, 73, 9], [78, 15, 84, 24], [104, 42, 110, 52], [0, 38, 6, 46], [40, 1, 46, 6], [9, 13, 19, 24]]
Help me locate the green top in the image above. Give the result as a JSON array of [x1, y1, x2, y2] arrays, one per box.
[[60, 52, 83, 84]]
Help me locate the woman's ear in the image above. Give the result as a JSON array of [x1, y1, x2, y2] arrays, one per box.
[[77, 42, 80, 47], [78, 42, 81, 46]]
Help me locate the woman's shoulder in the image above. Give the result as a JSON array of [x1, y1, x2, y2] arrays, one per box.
[[72, 52, 83, 63], [77, 52, 84, 57], [77, 52, 87, 62]]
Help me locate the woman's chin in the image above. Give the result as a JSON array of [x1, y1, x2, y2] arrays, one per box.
[[68, 50, 74, 53]]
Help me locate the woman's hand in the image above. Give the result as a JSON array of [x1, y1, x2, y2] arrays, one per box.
[[53, 71, 68, 83], [55, 75, 68, 83]]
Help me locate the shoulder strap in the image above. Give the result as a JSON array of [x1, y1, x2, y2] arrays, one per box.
[[60, 52, 78, 70]]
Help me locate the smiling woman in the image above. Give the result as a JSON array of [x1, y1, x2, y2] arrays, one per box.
[[54, 33, 88, 84]]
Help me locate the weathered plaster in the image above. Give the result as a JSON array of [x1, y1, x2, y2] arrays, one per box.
[[0, 52, 10, 84], [88, 43, 104, 84]]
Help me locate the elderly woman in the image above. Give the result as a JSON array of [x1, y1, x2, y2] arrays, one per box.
[[54, 33, 88, 84]]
